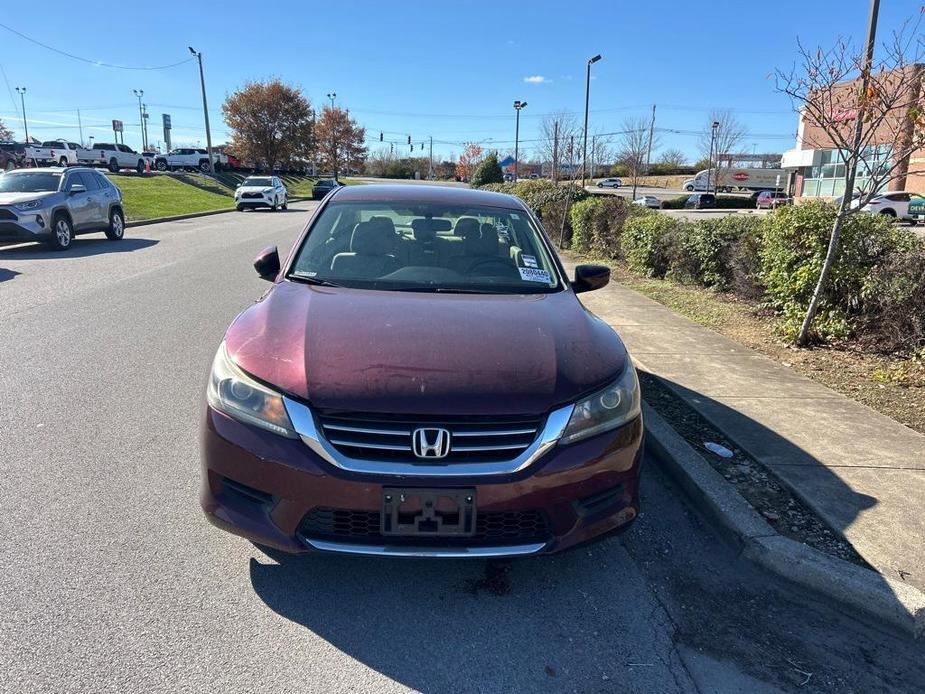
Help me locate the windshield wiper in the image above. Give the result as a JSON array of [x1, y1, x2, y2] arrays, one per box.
[[289, 274, 342, 287]]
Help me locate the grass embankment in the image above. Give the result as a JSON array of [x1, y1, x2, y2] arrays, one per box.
[[106, 174, 232, 221], [609, 265, 925, 434]]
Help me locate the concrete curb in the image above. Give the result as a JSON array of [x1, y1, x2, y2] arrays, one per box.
[[643, 400, 925, 639], [125, 196, 312, 229]]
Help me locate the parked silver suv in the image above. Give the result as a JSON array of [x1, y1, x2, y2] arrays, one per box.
[[0, 167, 125, 250]]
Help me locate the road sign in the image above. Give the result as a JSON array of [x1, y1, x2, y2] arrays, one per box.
[[162, 114, 171, 130], [112, 119, 124, 133]]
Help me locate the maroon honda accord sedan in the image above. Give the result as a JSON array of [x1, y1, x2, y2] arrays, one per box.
[[201, 184, 643, 557]]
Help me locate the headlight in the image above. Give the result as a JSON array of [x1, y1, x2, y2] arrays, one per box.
[[207, 342, 297, 438], [263, 188, 274, 194], [559, 364, 641, 445], [14, 200, 42, 211]]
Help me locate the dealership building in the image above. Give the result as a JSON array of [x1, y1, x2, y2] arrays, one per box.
[[781, 64, 925, 200]]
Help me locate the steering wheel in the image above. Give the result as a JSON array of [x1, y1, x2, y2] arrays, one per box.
[[466, 258, 517, 275]]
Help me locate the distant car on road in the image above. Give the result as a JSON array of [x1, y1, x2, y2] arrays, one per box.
[[683, 193, 716, 210], [312, 178, 342, 199], [0, 167, 125, 250], [755, 191, 792, 209], [0, 142, 27, 170], [633, 195, 661, 209], [597, 178, 622, 188], [859, 191, 925, 222], [235, 176, 288, 211]]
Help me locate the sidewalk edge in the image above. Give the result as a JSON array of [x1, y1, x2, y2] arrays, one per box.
[[642, 400, 925, 639], [125, 197, 311, 228]]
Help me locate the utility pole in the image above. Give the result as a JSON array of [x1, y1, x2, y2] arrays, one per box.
[[590, 135, 596, 180], [569, 135, 575, 181], [513, 100, 527, 182], [133, 89, 145, 150], [581, 54, 602, 187], [552, 120, 559, 183], [188, 47, 215, 174], [644, 104, 656, 175], [429, 136, 434, 179], [15, 87, 28, 142], [708, 120, 719, 194], [77, 108, 84, 147]]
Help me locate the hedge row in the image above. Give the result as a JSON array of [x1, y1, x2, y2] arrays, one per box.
[[660, 194, 756, 210], [620, 202, 924, 349]]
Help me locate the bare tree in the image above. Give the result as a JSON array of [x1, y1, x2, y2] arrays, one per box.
[[775, 13, 925, 345], [659, 148, 688, 168], [537, 110, 579, 181], [617, 118, 651, 198], [698, 109, 748, 162]]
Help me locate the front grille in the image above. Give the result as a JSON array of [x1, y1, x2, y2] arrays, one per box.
[[0, 209, 16, 221], [241, 192, 264, 199], [317, 412, 544, 465], [299, 507, 549, 545]]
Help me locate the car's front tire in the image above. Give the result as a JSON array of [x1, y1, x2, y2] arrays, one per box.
[[281, 197, 288, 210], [271, 197, 279, 211], [47, 213, 74, 251], [58, 156, 69, 167], [105, 208, 125, 240], [136, 160, 145, 173], [156, 160, 169, 172], [199, 160, 210, 173]]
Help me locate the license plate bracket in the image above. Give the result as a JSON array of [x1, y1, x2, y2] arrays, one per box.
[[382, 488, 476, 537]]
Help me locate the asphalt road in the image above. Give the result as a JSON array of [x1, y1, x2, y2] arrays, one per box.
[[2, 203, 923, 693]]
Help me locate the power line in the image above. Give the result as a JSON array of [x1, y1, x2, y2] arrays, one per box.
[[0, 23, 195, 70]]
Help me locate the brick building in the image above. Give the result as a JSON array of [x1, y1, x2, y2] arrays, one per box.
[[781, 64, 925, 200]]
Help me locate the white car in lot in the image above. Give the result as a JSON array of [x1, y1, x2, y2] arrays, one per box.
[[633, 195, 661, 209], [153, 148, 218, 172], [82, 143, 150, 172], [24, 140, 82, 167], [234, 175, 288, 211], [596, 177, 622, 188], [859, 191, 925, 222]]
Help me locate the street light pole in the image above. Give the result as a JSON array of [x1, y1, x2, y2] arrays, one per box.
[[188, 47, 215, 174], [708, 120, 719, 194], [513, 100, 527, 182], [15, 87, 28, 142], [133, 89, 145, 151], [581, 54, 602, 188], [327, 92, 336, 109]]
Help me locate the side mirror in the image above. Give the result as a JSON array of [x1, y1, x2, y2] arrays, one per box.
[[572, 264, 610, 293], [253, 245, 281, 281], [68, 184, 87, 196]]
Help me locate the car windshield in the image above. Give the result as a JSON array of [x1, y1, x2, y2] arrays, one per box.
[[0, 172, 62, 192], [289, 200, 562, 294], [317, 179, 336, 186], [243, 177, 272, 187]]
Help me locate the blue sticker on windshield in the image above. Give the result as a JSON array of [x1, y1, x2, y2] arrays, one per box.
[[519, 267, 551, 283]]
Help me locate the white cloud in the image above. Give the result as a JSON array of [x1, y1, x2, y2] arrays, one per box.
[[524, 75, 549, 84]]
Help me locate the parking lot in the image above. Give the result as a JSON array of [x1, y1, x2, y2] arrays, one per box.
[[2, 204, 923, 693]]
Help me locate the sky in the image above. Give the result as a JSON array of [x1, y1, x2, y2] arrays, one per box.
[[0, 0, 920, 163]]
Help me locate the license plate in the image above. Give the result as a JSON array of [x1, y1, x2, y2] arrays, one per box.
[[382, 488, 476, 537]]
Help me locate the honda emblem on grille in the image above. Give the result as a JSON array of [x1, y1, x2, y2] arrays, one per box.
[[412, 427, 451, 459]]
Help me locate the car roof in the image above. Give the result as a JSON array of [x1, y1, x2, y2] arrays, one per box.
[[332, 183, 528, 209], [4, 166, 102, 175]]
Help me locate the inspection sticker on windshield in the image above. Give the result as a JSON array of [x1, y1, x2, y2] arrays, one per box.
[[519, 267, 551, 283], [522, 255, 538, 268]]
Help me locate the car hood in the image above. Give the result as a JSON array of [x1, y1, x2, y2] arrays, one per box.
[[0, 191, 56, 205], [225, 282, 628, 416]]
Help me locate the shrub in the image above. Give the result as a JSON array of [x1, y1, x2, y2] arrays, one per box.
[[569, 197, 599, 253], [858, 243, 925, 354], [469, 152, 504, 187], [623, 215, 687, 277], [671, 215, 766, 290], [660, 195, 690, 210], [714, 195, 756, 209], [569, 196, 652, 258], [760, 201, 918, 342]]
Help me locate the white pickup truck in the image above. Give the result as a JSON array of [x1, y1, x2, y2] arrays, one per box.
[[24, 140, 83, 167], [82, 143, 151, 172], [153, 148, 219, 172]]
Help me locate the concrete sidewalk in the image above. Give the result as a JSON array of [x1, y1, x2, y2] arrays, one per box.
[[564, 258, 925, 594]]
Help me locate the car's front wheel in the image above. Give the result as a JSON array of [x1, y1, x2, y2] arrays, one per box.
[[271, 196, 279, 211], [199, 160, 210, 173], [105, 208, 125, 240], [281, 196, 288, 210], [136, 160, 145, 173], [48, 213, 74, 251], [58, 156, 69, 167], [156, 160, 169, 172]]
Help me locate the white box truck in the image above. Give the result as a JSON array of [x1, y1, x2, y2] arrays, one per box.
[[683, 168, 786, 192]]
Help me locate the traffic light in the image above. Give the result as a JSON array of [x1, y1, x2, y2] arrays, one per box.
[[379, 132, 383, 141], [407, 135, 411, 145]]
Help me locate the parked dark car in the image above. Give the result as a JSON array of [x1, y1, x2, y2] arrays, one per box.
[[684, 193, 716, 209], [755, 191, 792, 209], [201, 184, 643, 557], [0, 142, 27, 171], [312, 178, 342, 199]]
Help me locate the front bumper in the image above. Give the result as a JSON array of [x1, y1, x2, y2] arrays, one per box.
[[0, 210, 51, 241], [200, 405, 644, 557], [236, 194, 275, 209]]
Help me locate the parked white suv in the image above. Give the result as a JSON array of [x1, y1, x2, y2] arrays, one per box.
[[596, 177, 622, 189], [153, 148, 217, 172], [234, 175, 288, 211], [860, 191, 925, 222]]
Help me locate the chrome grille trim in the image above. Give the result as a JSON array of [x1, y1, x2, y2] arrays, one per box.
[[323, 424, 411, 436], [452, 428, 537, 437], [285, 398, 575, 478], [327, 439, 408, 451]]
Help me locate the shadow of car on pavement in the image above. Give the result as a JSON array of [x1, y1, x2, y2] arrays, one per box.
[[0, 237, 159, 260]]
